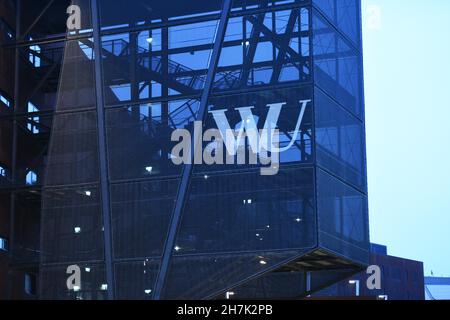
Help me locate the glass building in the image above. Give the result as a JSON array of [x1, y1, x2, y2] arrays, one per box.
[[0, 0, 369, 299]]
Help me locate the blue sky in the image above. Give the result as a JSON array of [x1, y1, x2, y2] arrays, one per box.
[[362, 0, 450, 276]]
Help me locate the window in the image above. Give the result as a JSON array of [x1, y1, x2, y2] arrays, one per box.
[[0, 165, 6, 177], [138, 29, 162, 51], [0, 92, 11, 108], [169, 20, 218, 49], [27, 102, 40, 134], [110, 84, 131, 101], [25, 274, 37, 296], [0, 237, 8, 252], [26, 170, 38, 185], [28, 38, 41, 67]]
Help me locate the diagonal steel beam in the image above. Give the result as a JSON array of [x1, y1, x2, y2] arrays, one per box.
[[246, 14, 303, 65], [270, 10, 299, 83], [20, 0, 56, 40], [78, 38, 197, 95], [26, 62, 59, 102], [7, 0, 21, 300], [240, 0, 269, 87], [153, 0, 232, 300]]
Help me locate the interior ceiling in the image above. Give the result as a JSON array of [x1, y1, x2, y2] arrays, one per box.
[[23, 0, 286, 35], [99, 0, 276, 26], [100, 0, 224, 26]]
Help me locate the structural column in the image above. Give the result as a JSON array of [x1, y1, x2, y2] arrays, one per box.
[[7, 0, 20, 300], [90, 0, 115, 300]]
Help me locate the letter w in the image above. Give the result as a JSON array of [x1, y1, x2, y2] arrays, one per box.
[[209, 100, 310, 155]]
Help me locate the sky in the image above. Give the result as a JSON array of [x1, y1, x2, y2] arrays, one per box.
[[361, 0, 450, 276]]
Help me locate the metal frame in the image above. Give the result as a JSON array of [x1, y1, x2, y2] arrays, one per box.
[[240, 0, 269, 87], [6, 0, 21, 300], [19, 0, 56, 40], [270, 10, 300, 83], [91, 0, 115, 300]]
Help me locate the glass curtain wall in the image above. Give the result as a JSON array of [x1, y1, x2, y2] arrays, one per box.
[[0, 0, 369, 300]]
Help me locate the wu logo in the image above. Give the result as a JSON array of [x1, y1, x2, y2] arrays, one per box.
[[171, 99, 311, 176]]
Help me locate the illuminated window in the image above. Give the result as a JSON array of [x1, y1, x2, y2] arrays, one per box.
[[27, 102, 40, 134], [0, 92, 11, 108], [29, 37, 41, 67], [24, 274, 37, 296], [26, 170, 38, 185], [0, 166, 6, 177], [0, 237, 8, 252]]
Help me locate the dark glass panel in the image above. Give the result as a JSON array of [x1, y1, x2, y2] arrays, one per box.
[[175, 167, 316, 255], [40, 186, 104, 264], [316, 169, 370, 264], [312, 10, 362, 118], [114, 260, 159, 300], [56, 40, 96, 111], [12, 191, 41, 265], [45, 111, 99, 186], [315, 88, 366, 191], [110, 179, 177, 259], [313, 0, 360, 45], [40, 263, 107, 300]]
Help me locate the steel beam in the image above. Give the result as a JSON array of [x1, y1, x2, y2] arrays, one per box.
[[78, 38, 197, 95], [153, 0, 233, 300], [246, 15, 304, 65], [7, 0, 20, 300], [90, 0, 115, 300], [20, 0, 56, 40], [26, 62, 59, 102], [270, 10, 299, 83], [240, 0, 269, 87]]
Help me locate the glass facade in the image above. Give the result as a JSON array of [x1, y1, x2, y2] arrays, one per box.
[[0, 0, 369, 300]]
